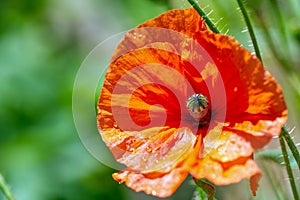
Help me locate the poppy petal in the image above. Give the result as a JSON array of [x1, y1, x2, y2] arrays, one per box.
[[112, 8, 206, 61], [193, 31, 287, 147], [191, 157, 261, 192], [191, 129, 261, 194], [138, 8, 206, 33], [112, 166, 188, 198], [114, 128, 196, 174], [202, 130, 254, 162], [99, 48, 188, 132]]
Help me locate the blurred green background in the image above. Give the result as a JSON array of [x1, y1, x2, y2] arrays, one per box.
[[0, 0, 299, 200]]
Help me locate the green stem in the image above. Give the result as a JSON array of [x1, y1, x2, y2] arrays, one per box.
[[257, 7, 292, 72], [236, 0, 263, 62], [271, 0, 289, 52], [260, 161, 285, 200], [187, 0, 220, 33], [0, 173, 15, 200], [279, 134, 299, 200], [281, 127, 300, 171]]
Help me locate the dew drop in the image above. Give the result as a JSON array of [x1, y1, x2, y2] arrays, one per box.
[[211, 174, 216, 179], [146, 146, 152, 153], [129, 147, 136, 152], [125, 144, 130, 150], [113, 122, 118, 128], [132, 32, 137, 39], [126, 144, 136, 153], [142, 157, 147, 162], [151, 190, 157, 196]]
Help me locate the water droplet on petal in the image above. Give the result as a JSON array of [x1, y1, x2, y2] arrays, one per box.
[[146, 146, 152, 153], [211, 174, 216, 179], [223, 122, 229, 126], [129, 147, 136, 152], [151, 190, 157, 196], [113, 122, 118, 128]]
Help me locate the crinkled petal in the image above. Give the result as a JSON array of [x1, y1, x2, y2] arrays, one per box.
[[194, 31, 287, 147], [98, 47, 200, 174], [112, 8, 206, 61], [203, 130, 254, 161], [98, 48, 189, 133], [191, 156, 261, 188], [138, 8, 206, 33], [113, 128, 196, 173], [113, 166, 188, 198], [250, 172, 262, 196], [191, 130, 261, 194]]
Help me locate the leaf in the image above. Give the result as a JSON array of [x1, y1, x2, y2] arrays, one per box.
[[193, 178, 216, 200]]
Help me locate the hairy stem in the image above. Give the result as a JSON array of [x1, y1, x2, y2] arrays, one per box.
[[187, 0, 220, 33], [261, 160, 285, 200], [236, 0, 263, 62], [279, 134, 299, 200], [281, 127, 300, 171]]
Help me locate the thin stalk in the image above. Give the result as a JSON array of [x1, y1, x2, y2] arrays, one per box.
[[0, 173, 15, 200], [257, 8, 292, 72], [261, 161, 285, 200], [271, 0, 289, 53], [187, 0, 220, 33], [236, 0, 263, 62], [279, 134, 299, 200], [281, 126, 300, 171]]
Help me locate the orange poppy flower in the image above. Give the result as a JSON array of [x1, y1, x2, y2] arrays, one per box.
[[97, 8, 287, 198]]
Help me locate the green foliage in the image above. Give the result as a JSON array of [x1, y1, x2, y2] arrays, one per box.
[[193, 179, 216, 200]]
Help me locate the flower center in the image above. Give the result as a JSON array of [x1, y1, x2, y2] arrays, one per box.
[[186, 93, 210, 123]]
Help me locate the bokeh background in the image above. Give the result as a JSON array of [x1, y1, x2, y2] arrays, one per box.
[[0, 0, 299, 199]]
